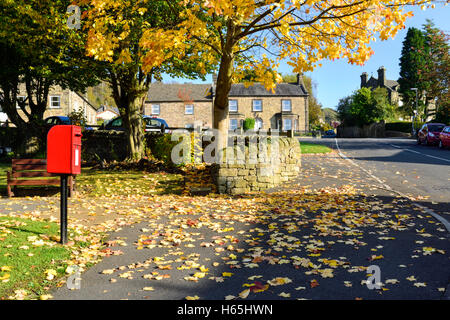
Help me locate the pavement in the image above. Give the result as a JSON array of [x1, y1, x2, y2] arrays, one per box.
[[47, 144, 450, 301]]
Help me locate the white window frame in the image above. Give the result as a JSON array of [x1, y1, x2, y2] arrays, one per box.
[[282, 99, 292, 112], [283, 118, 292, 131], [16, 96, 27, 109], [229, 119, 238, 130], [185, 104, 194, 115], [252, 99, 262, 112], [228, 100, 238, 113], [151, 104, 160, 115], [49, 95, 61, 109]]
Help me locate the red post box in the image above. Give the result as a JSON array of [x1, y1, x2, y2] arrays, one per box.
[[47, 125, 82, 175], [47, 125, 82, 245]]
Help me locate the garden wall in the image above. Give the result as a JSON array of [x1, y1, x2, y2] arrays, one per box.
[[337, 122, 385, 138], [212, 137, 301, 195]]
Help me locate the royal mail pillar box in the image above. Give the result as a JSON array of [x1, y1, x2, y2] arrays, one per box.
[[47, 125, 82, 175], [47, 125, 82, 244]]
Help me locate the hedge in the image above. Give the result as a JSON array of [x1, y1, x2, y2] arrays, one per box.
[[385, 121, 424, 133]]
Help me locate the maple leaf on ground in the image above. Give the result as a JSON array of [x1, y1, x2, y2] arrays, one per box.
[[310, 279, 320, 288], [249, 281, 269, 293]]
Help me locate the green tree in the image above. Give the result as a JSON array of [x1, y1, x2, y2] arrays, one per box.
[[0, 0, 101, 155], [398, 27, 429, 119], [337, 87, 394, 127], [421, 20, 449, 123]]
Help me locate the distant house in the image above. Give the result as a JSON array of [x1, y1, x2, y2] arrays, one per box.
[[96, 105, 119, 122], [1, 84, 98, 125], [360, 66, 403, 106], [145, 82, 214, 129], [145, 74, 309, 132]]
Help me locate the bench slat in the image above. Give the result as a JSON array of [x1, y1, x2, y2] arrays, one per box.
[[12, 159, 47, 165], [12, 164, 47, 171], [7, 159, 75, 198], [7, 179, 60, 186], [12, 171, 59, 178]]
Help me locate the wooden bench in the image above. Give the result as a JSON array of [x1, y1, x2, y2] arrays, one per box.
[[6, 159, 74, 198]]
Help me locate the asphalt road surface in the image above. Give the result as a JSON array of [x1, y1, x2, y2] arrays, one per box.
[[302, 137, 450, 215]]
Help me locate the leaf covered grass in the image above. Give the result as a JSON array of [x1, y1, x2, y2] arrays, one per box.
[[0, 216, 71, 299], [76, 168, 184, 197], [300, 142, 332, 154]]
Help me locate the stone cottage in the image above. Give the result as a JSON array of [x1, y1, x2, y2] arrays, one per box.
[[1, 84, 98, 125], [145, 74, 309, 132]]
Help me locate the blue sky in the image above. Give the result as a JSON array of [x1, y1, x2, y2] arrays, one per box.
[[162, 4, 450, 110]]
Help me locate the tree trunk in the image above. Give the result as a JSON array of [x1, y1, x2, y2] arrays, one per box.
[[213, 54, 234, 153], [122, 96, 145, 161]]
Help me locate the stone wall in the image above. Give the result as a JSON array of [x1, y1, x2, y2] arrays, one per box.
[[212, 137, 301, 195], [337, 122, 385, 138]]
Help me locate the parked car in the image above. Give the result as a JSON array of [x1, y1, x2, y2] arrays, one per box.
[[322, 129, 337, 138], [44, 116, 94, 130], [44, 116, 71, 126], [438, 126, 450, 149], [417, 123, 446, 146], [101, 115, 170, 133]]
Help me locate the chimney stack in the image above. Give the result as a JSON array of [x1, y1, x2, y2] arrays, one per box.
[[377, 66, 386, 87], [296, 73, 302, 85], [360, 72, 368, 88]]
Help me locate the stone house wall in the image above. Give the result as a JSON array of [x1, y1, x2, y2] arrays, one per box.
[[144, 101, 213, 128], [228, 96, 308, 132], [14, 84, 98, 124], [212, 137, 301, 195]]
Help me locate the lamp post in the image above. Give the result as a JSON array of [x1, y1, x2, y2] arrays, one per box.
[[411, 88, 418, 137]]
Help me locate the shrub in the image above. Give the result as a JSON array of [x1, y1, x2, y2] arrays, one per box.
[[385, 121, 424, 133], [243, 118, 255, 131]]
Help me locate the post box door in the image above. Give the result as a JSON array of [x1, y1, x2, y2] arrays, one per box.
[[71, 126, 82, 175]]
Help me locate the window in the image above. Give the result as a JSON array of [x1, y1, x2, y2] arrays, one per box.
[[282, 100, 292, 112], [110, 117, 122, 127], [230, 119, 238, 130], [185, 104, 194, 115], [16, 96, 26, 109], [49, 95, 61, 109], [185, 123, 194, 129], [283, 118, 292, 131], [252, 100, 262, 112], [228, 100, 238, 113], [151, 104, 160, 115]]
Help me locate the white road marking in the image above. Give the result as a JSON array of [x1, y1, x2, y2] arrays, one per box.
[[335, 138, 450, 233], [390, 144, 450, 163]]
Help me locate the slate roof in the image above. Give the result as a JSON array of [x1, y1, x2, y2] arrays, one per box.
[[147, 83, 213, 102], [366, 77, 399, 92], [385, 80, 400, 90], [146, 81, 308, 103], [229, 82, 308, 97]]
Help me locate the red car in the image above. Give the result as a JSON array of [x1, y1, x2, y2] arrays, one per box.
[[439, 126, 450, 149], [417, 123, 446, 146]]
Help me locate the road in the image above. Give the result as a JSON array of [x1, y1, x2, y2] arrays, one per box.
[[301, 137, 450, 216]]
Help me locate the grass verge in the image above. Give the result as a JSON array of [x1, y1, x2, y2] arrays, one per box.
[[300, 142, 332, 154], [0, 216, 71, 299]]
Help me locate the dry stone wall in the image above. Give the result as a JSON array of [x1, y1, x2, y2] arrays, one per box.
[[212, 137, 301, 195]]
